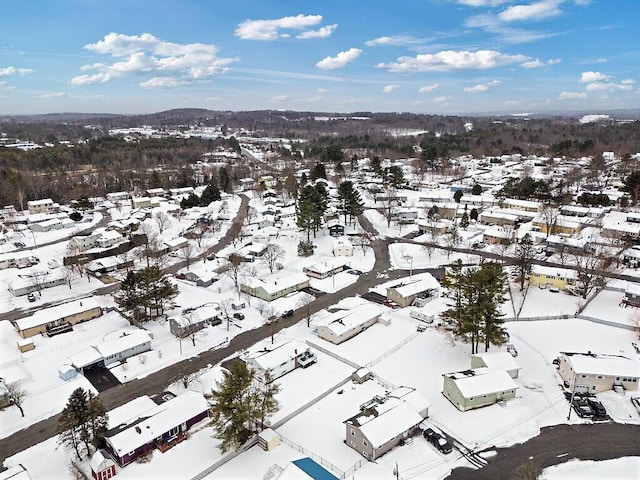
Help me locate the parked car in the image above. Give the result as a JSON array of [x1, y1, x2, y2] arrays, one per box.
[[571, 395, 594, 418], [586, 398, 607, 417], [13, 241, 25, 248], [472, 241, 486, 249], [383, 300, 400, 309], [281, 309, 294, 318], [346, 269, 363, 275], [233, 312, 245, 320], [27, 292, 37, 302], [423, 428, 452, 454]]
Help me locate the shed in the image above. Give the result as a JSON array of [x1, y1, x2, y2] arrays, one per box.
[[352, 368, 371, 384], [258, 428, 281, 451], [17, 338, 35, 353], [58, 364, 77, 381], [90, 449, 117, 480]]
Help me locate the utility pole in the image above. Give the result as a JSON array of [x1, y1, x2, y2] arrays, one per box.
[[393, 462, 399, 480]]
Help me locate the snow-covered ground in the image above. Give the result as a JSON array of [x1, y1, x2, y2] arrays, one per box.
[[540, 457, 640, 479]]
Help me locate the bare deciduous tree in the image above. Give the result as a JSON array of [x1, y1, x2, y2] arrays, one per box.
[[179, 243, 197, 271], [263, 244, 285, 273], [296, 293, 316, 327], [7, 381, 26, 417], [153, 210, 172, 234], [540, 204, 559, 238], [223, 253, 246, 296]]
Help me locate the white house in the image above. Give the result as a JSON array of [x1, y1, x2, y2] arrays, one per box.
[[332, 237, 354, 257], [69, 329, 152, 371], [68, 233, 101, 252], [471, 352, 521, 379], [244, 340, 317, 382], [303, 258, 350, 279]]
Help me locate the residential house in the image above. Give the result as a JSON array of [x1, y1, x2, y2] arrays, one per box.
[[416, 219, 450, 236], [29, 218, 63, 232], [145, 188, 166, 197], [104, 391, 209, 467], [396, 208, 419, 224], [471, 352, 521, 379], [326, 219, 345, 237], [27, 198, 57, 215], [532, 216, 582, 236], [169, 305, 221, 337], [621, 248, 640, 268], [482, 227, 516, 246], [9, 271, 66, 297], [69, 329, 152, 372], [86, 257, 134, 276], [479, 209, 520, 227], [315, 304, 382, 345], [68, 233, 101, 252], [558, 352, 640, 393], [343, 386, 429, 461], [623, 283, 640, 307], [545, 235, 590, 256], [182, 267, 219, 287], [333, 237, 354, 257], [106, 192, 130, 203], [528, 265, 577, 292], [303, 258, 349, 279], [164, 236, 189, 252], [252, 226, 279, 244], [244, 340, 317, 382], [131, 196, 151, 209], [502, 198, 541, 213], [0, 465, 31, 480], [240, 272, 309, 302], [96, 230, 125, 250], [14, 298, 103, 338], [386, 273, 440, 308], [442, 368, 518, 411], [0, 252, 36, 270]]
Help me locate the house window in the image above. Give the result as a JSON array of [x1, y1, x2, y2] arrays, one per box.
[[597, 376, 603, 379], [363, 439, 368, 447], [351, 429, 355, 437]]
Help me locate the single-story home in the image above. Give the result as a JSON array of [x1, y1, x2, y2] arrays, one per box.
[[471, 352, 521, 379], [169, 305, 221, 337], [386, 273, 440, 308], [104, 391, 209, 466], [164, 236, 189, 252], [442, 367, 518, 412], [244, 340, 317, 382], [303, 258, 350, 279], [315, 304, 382, 345], [69, 329, 152, 372], [333, 237, 354, 257], [343, 386, 429, 461], [14, 298, 103, 338], [622, 283, 640, 307], [9, 272, 66, 297], [29, 218, 64, 232], [240, 272, 309, 302], [558, 352, 640, 393]]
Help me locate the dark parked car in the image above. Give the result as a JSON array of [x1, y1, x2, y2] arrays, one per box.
[[346, 269, 363, 275], [27, 292, 37, 302], [281, 309, 294, 318], [571, 395, 594, 417], [587, 398, 607, 417], [233, 312, 245, 320], [423, 428, 452, 454]]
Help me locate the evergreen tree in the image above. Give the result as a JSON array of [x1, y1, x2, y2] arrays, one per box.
[[470, 208, 479, 221], [210, 361, 280, 453], [453, 189, 463, 203], [471, 183, 483, 195], [460, 210, 469, 229], [218, 167, 232, 193], [180, 192, 200, 209], [370, 156, 382, 177], [515, 233, 536, 291], [441, 260, 509, 354], [337, 181, 364, 225], [58, 387, 108, 460], [311, 163, 327, 180], [116, 266, 177, 323], [386, 165, 405, 189], [200, 183, 221, 206]]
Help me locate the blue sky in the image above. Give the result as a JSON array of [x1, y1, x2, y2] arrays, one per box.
[[0, 0, 638, 115]]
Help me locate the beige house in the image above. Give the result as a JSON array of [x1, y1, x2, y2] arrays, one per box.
[[27, 198, 57, 215], [386, 273, 440, 308], [332, 237, 354, 257], [14, 298, 103, 338], [558, 352, 640, 394], [442, 368, 518, 412], [315, 304, 382, 344]]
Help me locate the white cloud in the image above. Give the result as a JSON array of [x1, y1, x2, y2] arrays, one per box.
[[419, 84, 440, 93], [559, 91, 587, 99], [317, 88, 327, 93], [434, 96, 451, 103], [0, 66, 33, 76], [140, 77, 184, 89], [271, 95, 289, 102], [0, 81, 16, 90], [316, 48, 362, 70], [586, 80, 635, 92], [499, 0, 562, 22], [596, 58, 608, 63], [521, 59, 545, 68], [364, 35, 424, 47], [464, 80, 501, 92], [297, 24, 337, 39], [235, 14, 323, 40], [547, 58, 561, 65], [376, 49, 528, 72], [71, 32, 236, 88], [39, 91, 68, 98], [456, 0, 510, 6], [383, 85, 399, 93], [579, 71, 611, 83]]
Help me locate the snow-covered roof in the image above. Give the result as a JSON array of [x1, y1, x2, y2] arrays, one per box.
[[90, 449, 114, 472], [387, 273, 439, 298], [351, 399, 423, 449], [444, 368, 518, 398], [164, 236, 188, 248], [625, 282, 640, 296], [96, 330, 152, 358], [471, 352, 521, 372], [0, 465, 31, 480], [304, 258, 350, 274], [530, 265, 577, 279], [106, 391, 208, 456], [563, 353, 640, 378], [245, 340, 310, 372], [15, 298, 101, 332], [242, 272, 309, 295], [315, 304, 381, 336], [68, 346, 104, 369], [387, 386, 431, 415]]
